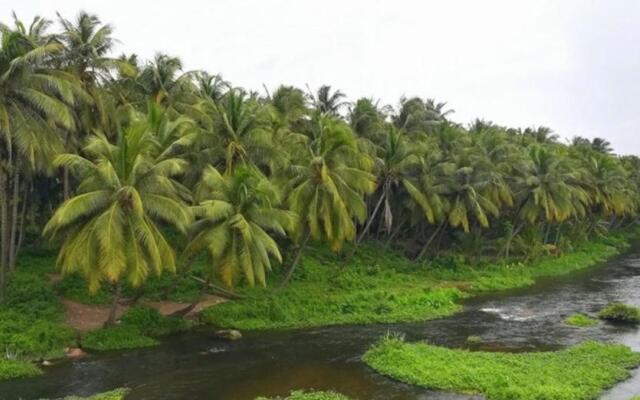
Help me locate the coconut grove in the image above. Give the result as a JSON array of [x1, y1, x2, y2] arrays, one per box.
[[1, 11, 640, 400]]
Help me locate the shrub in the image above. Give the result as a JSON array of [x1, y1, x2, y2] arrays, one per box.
[[598, 303, 640, 324], [120, 306, 190, 337], [565, 314, 598, 327], [82, 326, 158, 351], [55, 273, 111, 305], [5, 272, 62, 320], [466, 335, 483, 344], [0, 359, 41, 380]]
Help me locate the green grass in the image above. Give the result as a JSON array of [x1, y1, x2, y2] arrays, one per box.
[[363, 336, 640, 400], [0, 249, 75, 380], [598, 303, 640, 324], [81, 306, 190, 351], [255, 390, 351, 400], [0, 359, 41, 380], [82, 325, 159, 351], [201, 232, 631, 330], [565, 313, 598, 327]]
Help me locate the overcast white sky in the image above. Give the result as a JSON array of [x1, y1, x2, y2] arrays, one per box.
[[5, 1, 640, 154]]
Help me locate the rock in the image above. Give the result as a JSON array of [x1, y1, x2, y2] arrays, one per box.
[[66, 347, 88, 359], [213, 329, 242, 340], [41, 360, 54, 367]]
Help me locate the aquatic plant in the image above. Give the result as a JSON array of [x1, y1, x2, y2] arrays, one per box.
[[565, 313, 598, 327], [363, 336, 640, 400], [598, 303, 640, 324]]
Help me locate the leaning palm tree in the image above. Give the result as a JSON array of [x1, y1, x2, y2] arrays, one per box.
[[503, 145, 590, 257], [280, 116, 376, 287], [43, 113, 192, 325], [184, 165, 296, 288], [357, 126, 422, 242]]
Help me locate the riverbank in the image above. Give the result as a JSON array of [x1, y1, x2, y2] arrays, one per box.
[[0, 230, 635, 382], [363, 335, 640, 400], [201, 231, 634, 330]]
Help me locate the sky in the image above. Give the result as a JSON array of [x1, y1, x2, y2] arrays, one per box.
[[4, 0, 640, 154]]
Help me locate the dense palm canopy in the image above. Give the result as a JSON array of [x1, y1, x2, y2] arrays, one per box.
[[0, 11, 637, 304]]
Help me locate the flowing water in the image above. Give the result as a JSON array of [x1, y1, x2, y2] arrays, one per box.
[[3, 249, 640, 400]]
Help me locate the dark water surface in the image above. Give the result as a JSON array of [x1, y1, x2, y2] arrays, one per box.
[[3, 249, 640, 400]]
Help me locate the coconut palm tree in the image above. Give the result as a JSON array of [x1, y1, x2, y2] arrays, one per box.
[[503, 145, 590, 257], [590, 137, 613, 154], [199, 89, 277, 174], [184, 165, 296, 288], [279, 115, 376, 287], [357, 126, 422, 242], [43, 112, 192, 324], [309, 85, 347, 116]]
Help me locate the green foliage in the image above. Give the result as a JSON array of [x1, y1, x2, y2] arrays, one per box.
[[185, 165, 296, 287], [255, 390, 350, 400], [466, 335, 483, 344], [119, 306, 190, 337], [55, 273, 112, 305], [82, 325, 158, 351], [598, 303, 640, 324], [565, 314, 598, 327], [202, 245, 463, 329], [202, 234, 627, 330], [82, 306, 189, 351], [364, 336, 640, 400], [0, 252, 75, 378], [0, 359, 41, 380]]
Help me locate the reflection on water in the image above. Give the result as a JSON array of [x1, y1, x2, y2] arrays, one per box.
[[2, 250, 640, 399]]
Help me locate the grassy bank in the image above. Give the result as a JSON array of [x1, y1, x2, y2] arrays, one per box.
[[0, 249, 75, 380], [363, 336, 640, 400], [201, 232, 633, 330]]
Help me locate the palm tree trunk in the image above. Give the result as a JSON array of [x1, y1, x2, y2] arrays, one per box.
[[105, 283, 122, 327], [15, 184, 28, 258], [8, 167, 20, 272], [277, 231, 311, 291], [169, 278, 210, 318], [503, 221, 525, 259], [162, 257, 196, 299], [0, 170, 8, 302], [542, 222, 551, 244], [416, 221, 445, 260], [63, 168, 70, 201], [554, 222, 563, 246], [384, 222, 404, 248], [357, 192, 385, 244]]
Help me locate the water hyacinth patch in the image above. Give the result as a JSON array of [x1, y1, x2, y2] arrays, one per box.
[[363, 336, 640, 400]]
